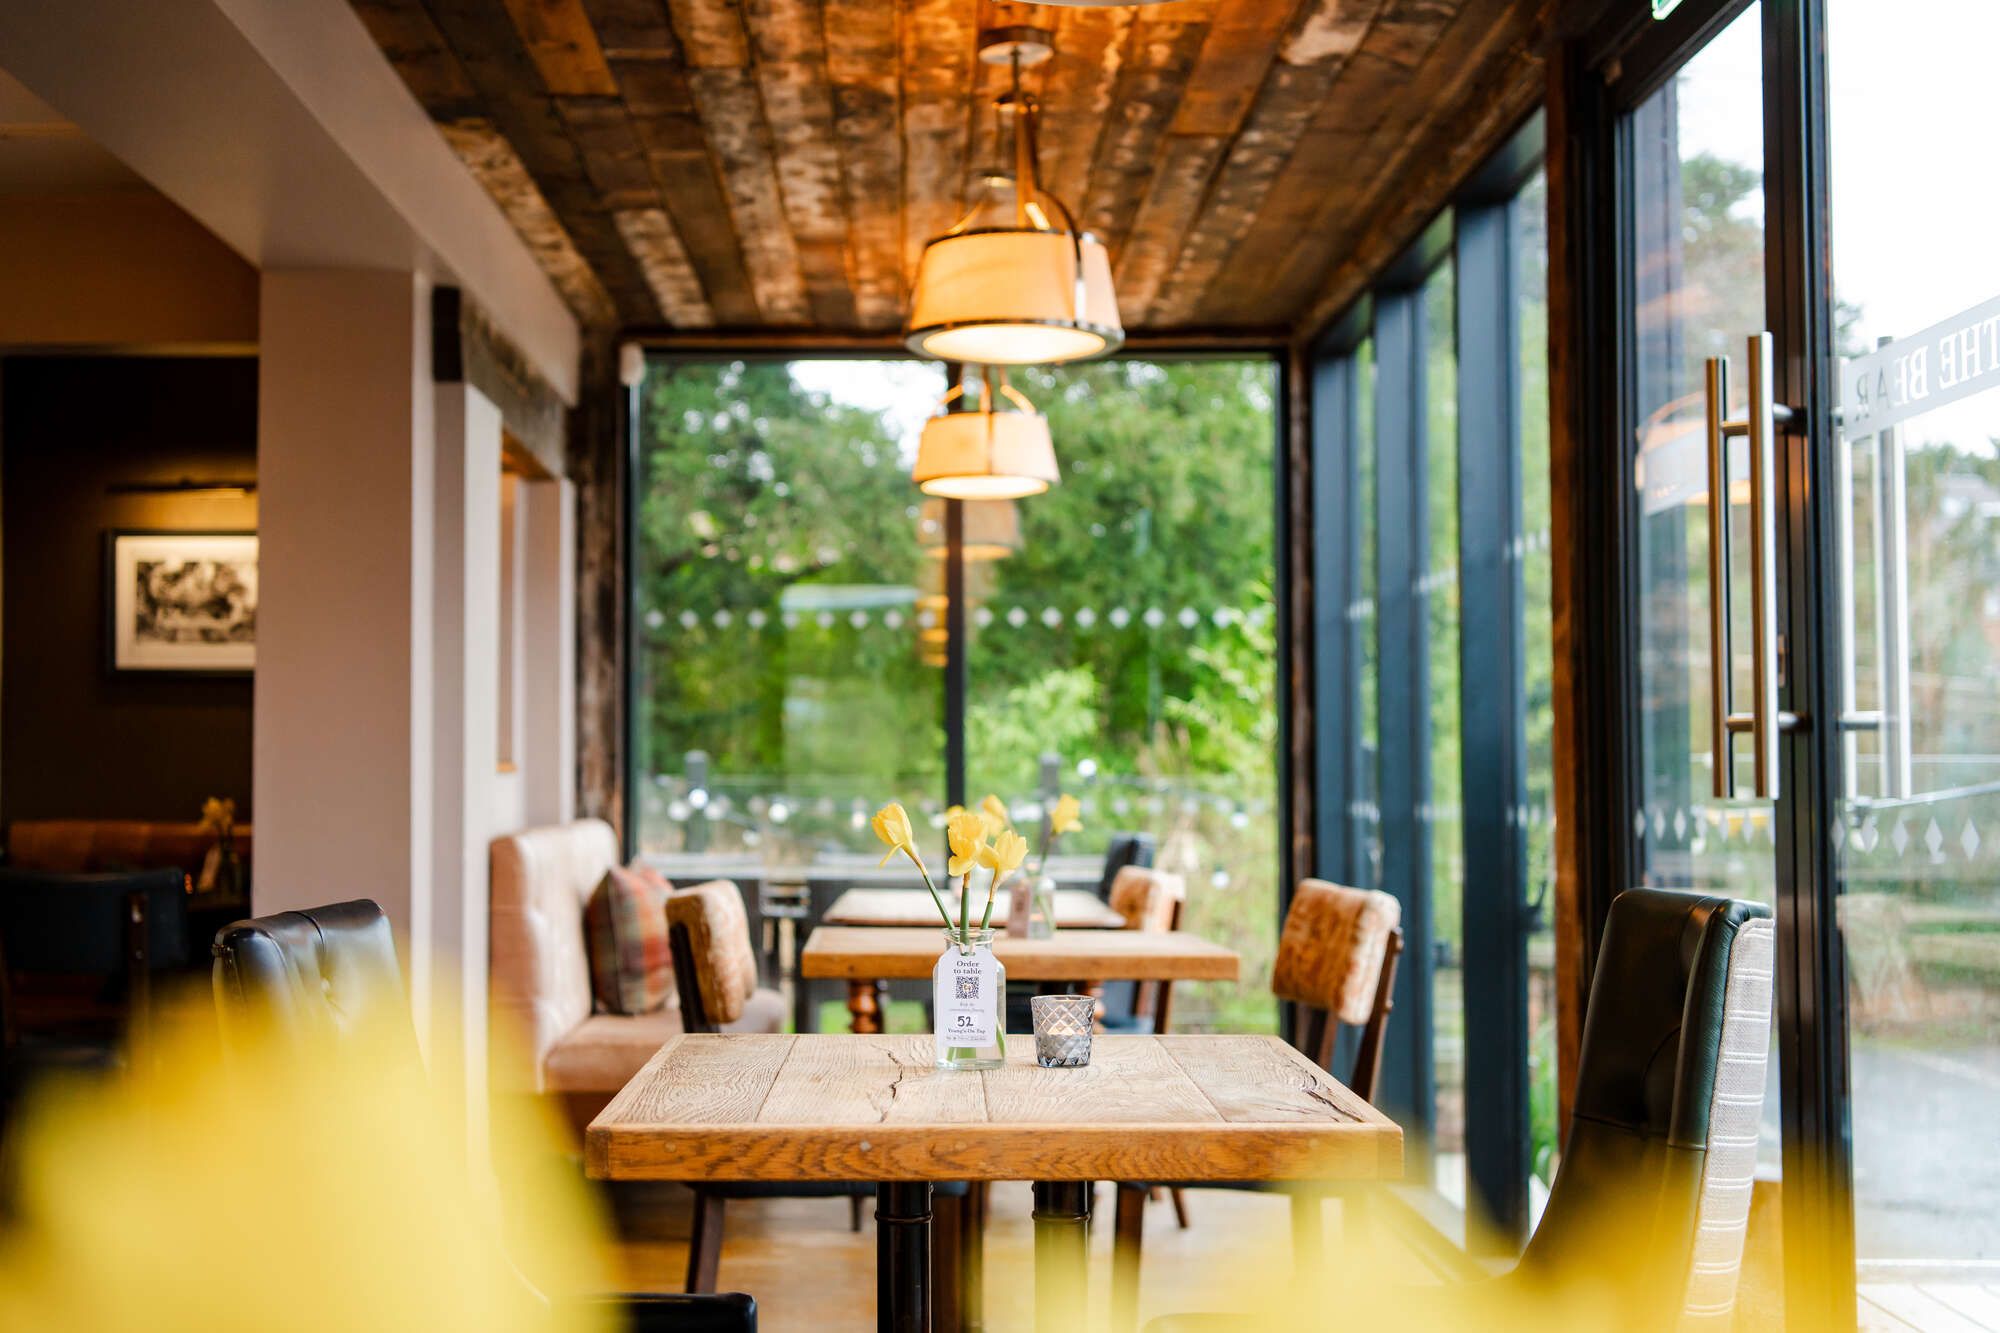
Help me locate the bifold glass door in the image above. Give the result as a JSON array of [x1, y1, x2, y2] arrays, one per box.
[[1609, 0, 2000, 1313], [1825, 0, 2000, 1282]]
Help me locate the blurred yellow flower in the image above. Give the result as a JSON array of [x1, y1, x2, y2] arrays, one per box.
[[946, 811, 990, 878], [1048, 793, 1082, 837], [979, 794, 1010, 836], [871, 801, 923, 873]]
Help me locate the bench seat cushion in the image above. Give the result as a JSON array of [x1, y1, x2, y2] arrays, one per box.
[[543, 987, 787, 1094]]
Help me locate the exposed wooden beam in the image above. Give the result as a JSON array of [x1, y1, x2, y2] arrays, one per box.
[[744, 0, 858, 328], [439, 119, 620, 328], [823, 0, 905, 329], [1291, 0, 1553, 335], [1033, 6, 1132, 217], [615, 207, 718, 326], [667, 0, 813, 324], [499, 0, 620, 95], [1147, 0, 1387, 327], [898, 0, 978, 283], [424, 0, 663, 323], [1075, 4, 1211, 266], [351, 0, 482, 118]]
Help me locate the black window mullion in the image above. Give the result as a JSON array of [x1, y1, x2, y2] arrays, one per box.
[[1373, 288, 1435, 1173], [1454, 199, 1532, 1249], [1311, 352, 1354, 885]]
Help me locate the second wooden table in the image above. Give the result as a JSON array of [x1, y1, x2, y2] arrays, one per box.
[[801, 926, 1240, 1033]]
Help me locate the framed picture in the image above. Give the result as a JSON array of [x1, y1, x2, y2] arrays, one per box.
[[106, 531, 258, 674]]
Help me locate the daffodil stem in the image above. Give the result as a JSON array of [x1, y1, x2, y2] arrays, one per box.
[[979, 871, 1007, 931], [958, 869, 970, 939], [904, 851, 956, 931]]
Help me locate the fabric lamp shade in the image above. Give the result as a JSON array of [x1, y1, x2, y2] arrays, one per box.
[[912, 401, 1059, 499], [917, 497, 1022, 562], [906, 229, 1122, 365]]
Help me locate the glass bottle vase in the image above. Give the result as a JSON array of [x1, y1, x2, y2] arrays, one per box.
[[933, 926, 1006, 1070]]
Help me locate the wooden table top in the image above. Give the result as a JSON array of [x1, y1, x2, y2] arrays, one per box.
[[799, 927, 1240, 982], [822, 886, 1126, 930], [586, 1034, 1402, 1183]]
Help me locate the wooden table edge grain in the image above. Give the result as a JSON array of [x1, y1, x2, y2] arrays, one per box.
[[797, 927, 1241, 982], [585, 1034, 1402, 1184]]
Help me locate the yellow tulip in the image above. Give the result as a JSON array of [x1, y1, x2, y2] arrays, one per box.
[[946, 811, 990, 879], [979, 794, 1010, 836], [1048, 793, 1082, 837], [871, 801, 923, 872]]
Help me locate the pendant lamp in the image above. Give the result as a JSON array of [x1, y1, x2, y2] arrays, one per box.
[[917, 497, 1023, 562], [905, 28, 1122, 365], [912, 366, 1059, 499]]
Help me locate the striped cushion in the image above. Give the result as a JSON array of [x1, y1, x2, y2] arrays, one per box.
[[582, 865, 674, 1015]]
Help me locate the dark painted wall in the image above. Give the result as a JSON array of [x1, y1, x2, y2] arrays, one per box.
[[1, 356, 258, 824]]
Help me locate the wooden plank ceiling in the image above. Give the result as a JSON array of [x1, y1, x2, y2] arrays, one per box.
[[353, 0, 1559, 340]]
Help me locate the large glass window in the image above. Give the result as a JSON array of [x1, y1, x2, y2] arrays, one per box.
[[968, 359, 1280, 1031], [1515, 170, 1560, 1205], [634, 356, 1280, 1034], [632, 359, 945, 866], [1422, 263, 1467, 1205]]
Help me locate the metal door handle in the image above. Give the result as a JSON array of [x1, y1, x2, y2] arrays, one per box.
[[1703, 333, 1790, 800]]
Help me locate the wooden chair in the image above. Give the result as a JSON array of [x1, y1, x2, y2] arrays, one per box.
[[1111, 878, 1403, 1330], [1099, 865, 1186, 1035], [666, 884, 974, 1328]]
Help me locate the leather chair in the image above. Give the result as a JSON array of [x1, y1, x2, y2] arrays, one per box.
[[0, 867, 188, 1052], [1147, 887, 1775, 1332], [1112, 879, 1402, 1329], [1094, 833, 1156, 901], [213, 899, 759, 1333], [666, 885, 976, 1330]]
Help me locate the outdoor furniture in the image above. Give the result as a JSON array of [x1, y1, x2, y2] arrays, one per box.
[[822, 886, 1125, 930], [665, 885, 970, 1320], [1109, 879, 1403, 1327], [587, 1033, 1402, 1332], [800, 927, 1239, 1034], [211, 898, 761, 1333]]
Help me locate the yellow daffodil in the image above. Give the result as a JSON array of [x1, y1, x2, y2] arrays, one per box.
[[871, 801, 922, 872], [946, 811, 990, 879], [979, 794, 1010, 836], [1048, 793, 1082, 837], [983, 829, 1029, 890]]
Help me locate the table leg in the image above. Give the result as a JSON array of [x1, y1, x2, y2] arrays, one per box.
[[848, 978, 887, 1033], [877, 1181, 933, 1333], [964, 1181, 987, 1332], [1032, 1181, 1091, 1332]]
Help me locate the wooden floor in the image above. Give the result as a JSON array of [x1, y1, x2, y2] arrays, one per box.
[[605, 1181, 1445, 1331], [1860, 1283, 2000, 1331]]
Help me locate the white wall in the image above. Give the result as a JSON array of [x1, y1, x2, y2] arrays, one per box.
[[431, 381, 501, 1149], [518, 478, 577, 829], [254, 269, 433, 968]]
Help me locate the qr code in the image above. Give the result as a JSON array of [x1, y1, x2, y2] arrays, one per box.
[[955, 976, 979, 1000]]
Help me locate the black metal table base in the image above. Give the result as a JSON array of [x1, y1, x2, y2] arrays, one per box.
[[1032, 1181, 1092, 1332], [878, 1181, 933, 1333]]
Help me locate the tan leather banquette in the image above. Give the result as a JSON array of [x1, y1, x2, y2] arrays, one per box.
[[488, 818, 782, 1126]]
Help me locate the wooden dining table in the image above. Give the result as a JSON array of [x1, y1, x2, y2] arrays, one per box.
[[821, 886, 1127, 930], [587, 1033, 1403, 1333], [801, 926, 1241, 1033]]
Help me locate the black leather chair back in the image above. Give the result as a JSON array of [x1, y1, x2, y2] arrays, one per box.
[[211, 899, 415, 1058], [1094, 833, 1155, 901], [1519, 887, 1773, 1314]]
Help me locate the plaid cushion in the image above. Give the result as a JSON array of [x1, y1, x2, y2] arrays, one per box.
[[583, 865, 674, 1015]]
